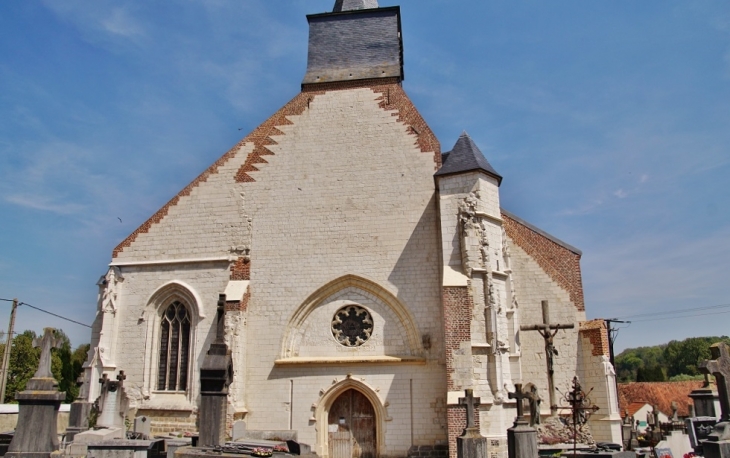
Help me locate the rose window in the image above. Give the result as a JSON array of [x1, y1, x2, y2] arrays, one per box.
[[331, 305, 373, 347]]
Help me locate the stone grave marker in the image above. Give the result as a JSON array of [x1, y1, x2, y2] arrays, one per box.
[[456, 389, 486, 458], [66, 374, 93, 442], [6, 327, 66, 458], [507, 384, 538, 458], [700, 342, 730, 458], [199, 294, 233, 446], [133, 415, 151, 439]]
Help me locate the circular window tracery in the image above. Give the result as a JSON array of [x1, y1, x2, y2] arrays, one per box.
[[331, 305, 373, 347]]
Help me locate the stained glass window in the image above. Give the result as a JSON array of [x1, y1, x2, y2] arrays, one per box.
[[157, 301, 191, 391]]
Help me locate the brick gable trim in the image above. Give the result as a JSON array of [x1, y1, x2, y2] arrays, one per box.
[[501, 211, 585, 311], [113, 81, 441, 258]]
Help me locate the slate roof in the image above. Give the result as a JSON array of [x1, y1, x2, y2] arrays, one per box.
[[618, 381, 706, 418], [435, 132, 503, 184], [303, 6, 403, 85], [333, 0, 379, 12]]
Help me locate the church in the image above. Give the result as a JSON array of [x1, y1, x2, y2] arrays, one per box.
[[84, 1, 622, 456]]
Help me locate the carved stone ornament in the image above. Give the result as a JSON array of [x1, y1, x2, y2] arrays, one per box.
[[458, 191, 490, 277], [97, 266, 123, 314], [331, 305, 373, 347]]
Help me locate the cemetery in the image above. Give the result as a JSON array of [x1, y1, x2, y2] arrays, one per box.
[[1, 1, 726, 458], [2, 327, 730, 458]]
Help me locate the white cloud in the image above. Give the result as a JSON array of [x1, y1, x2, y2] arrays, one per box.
[[4, 194, 85, 215], [41, 1, 146, 44], [102, 8, 144, 38], [613, 188, 628, 198]]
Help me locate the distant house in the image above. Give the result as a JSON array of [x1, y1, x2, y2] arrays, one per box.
[[618, 381, 716, 429]]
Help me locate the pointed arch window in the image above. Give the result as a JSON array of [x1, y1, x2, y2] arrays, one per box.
[[158, 301, 191, 391]]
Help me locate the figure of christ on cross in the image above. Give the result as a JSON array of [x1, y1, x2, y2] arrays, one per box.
[[520, 300, 574, 416], [700, 342, 730, 422]]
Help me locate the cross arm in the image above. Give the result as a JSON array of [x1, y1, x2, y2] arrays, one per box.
[[520, 324, 574, 331]]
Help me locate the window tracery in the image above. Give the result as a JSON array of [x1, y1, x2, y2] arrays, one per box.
[[158, 301, 191, 391]]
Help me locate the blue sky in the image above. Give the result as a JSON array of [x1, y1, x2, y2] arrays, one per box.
[[1, 0, 729, 353]]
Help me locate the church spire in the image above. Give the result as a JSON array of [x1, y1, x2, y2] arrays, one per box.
[[434, 131, 503, 185], [333, 0, 378, 12]]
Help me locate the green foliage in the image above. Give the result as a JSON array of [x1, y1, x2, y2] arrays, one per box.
[[636, 364, 666, 382], [615, 335, 730, 382], [0, 329, 89, 403], [669, 373, 706, 382]]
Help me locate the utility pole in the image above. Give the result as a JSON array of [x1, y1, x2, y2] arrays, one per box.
[[0, 299, 18, 403], [603, 318, 630, 369]]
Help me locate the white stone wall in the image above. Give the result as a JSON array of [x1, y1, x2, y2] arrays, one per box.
[[113, 142, 253, 262], [104, 262, 230, 410], [579, 340, 622, 443], [237, 87, 445, 455], [506, 241, 586, 416]]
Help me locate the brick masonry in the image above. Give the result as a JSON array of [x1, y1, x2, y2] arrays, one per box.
[[446, 405, 479, 458], [579, 319, 610, 357], [502, 211, 585, 311], [442, 286, 472, 392]]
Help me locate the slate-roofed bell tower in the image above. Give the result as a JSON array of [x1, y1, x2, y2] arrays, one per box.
[[303, 0, 404, 85]]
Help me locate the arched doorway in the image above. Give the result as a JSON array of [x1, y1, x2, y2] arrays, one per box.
[[328, 389, 377, 458]]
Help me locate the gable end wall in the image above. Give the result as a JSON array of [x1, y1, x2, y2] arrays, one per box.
[[501, 212, 585, 311]]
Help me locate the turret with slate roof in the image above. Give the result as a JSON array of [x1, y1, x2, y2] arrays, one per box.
[[303, 0, 403, 85], [435, 131, 503, 185]]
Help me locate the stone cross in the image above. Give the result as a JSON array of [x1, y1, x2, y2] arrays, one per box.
[[215, 294, 226, 344], [700, 342, 730, 422], [32, 328, 62, 379], [520, 300, 574, 415], [508, 383, 528, 420], [458, 389, 481, 429]]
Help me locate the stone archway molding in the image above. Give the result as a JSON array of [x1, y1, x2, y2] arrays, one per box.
[[280, 274, 422, 358], [314, 376, 387, 458], [145, 280, 205, 320]]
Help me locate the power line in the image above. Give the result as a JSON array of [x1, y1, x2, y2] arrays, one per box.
[[0, 298, 15, 303], [615, 302, 730, 320], [18, 302, 92, 328], [629, 309, 730, 323]]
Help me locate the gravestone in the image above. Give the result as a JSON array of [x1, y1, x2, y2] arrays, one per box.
[[456, 389, 486, 458], [66, 375, 93, 442], [96, 371, 129, 430], [6, 328, 66, 458], [198, 294, 233, 446], [133, 415, 151, 439], [232, 420, 247, 441], [507, 384, 538, 458], [520, 301, 575, 415], [699, 342, 730, 458]]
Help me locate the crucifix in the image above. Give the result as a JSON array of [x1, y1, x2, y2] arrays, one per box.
[[520, 300, 574, 415], [458, 389, 481, 432], [507, 383, 528, 422], [700, 342, 730, 422], [32, 328, 62, 379]]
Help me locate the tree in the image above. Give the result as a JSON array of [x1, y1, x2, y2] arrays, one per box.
[[3, 330, 39, 402], [663, 336, 730, 379], [0, 329, 89, 403]]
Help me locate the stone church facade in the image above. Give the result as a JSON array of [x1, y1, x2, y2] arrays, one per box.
[[84, 1, 621, 456]]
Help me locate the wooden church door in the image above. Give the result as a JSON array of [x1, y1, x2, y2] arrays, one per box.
[[328, 389, 376, 458]]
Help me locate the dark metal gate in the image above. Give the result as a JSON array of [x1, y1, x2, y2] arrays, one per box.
[[328, 389, 376, 458]]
